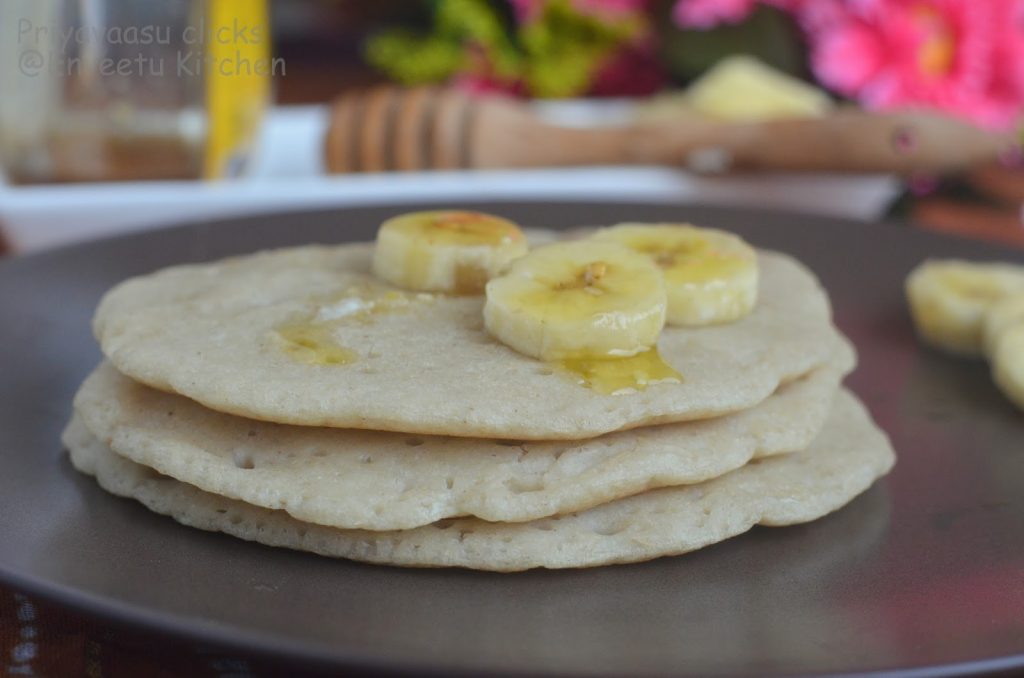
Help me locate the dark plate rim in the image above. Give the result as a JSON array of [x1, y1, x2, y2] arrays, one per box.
[[7, 519, 1024, 678], [3, 199, 1023, 677]]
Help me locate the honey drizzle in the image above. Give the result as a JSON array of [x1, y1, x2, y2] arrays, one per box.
[[554, 348, 682, 395], [276, 282, 432, 366], [276, 324, 356, 366]]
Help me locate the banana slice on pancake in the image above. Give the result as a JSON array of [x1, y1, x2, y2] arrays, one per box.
[[373, 210, 528, 294], [483, 240, 667, 361], [592, 223, 758, 326]]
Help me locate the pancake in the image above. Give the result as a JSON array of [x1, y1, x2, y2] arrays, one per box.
[[64, 390, 895, 571], [93, 240, 846, 440], [74, 359, 848, 530]]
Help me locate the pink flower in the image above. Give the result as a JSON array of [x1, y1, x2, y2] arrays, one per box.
[[508, 0, 542, 22], [808, 0, 1024, 130], [452, 44, 525, 97], [790, 0, 851, 33], [572, 0, 649, 16], [672, 0, 758, 28], [453, 74, 524, 96], [589, 42, 666, 96], [671, 0, 803, 29]]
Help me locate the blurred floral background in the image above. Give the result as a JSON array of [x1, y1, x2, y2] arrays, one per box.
[[281, 0, 1024, 246], [1, 0, 1022, 253], [360, 0, 1024, 132]]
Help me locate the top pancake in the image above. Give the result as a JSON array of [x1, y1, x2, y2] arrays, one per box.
[[94, 238, 847, 439]]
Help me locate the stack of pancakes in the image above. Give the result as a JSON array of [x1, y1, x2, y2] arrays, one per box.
[[64, 232, 894, 571]]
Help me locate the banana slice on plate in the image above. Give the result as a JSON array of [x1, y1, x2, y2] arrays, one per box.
[[484, 241, 667, 361], [983, 294, 1024, 359], [592, 223, 758, 326], [373, 210, 528, 294], [992, 323, 1024, 412], [906, 260, 1024, 357]]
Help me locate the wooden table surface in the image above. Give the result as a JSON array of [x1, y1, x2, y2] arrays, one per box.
[[910, 163, 1024, 248], [1, 586, 337, 677]]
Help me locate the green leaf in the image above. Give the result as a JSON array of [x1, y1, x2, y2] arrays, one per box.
[[365, 30, 465, 85], [519, 0, 634, 97], [436, 0, 522, 76]]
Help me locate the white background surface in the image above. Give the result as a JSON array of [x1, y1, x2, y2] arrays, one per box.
[[0, 106, 901, 253]]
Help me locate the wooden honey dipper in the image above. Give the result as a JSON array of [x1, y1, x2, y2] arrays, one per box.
[[325, 85, 1019, 175]]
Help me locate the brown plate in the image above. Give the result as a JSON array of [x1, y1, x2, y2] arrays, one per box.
[[1, 202, 1022, 676]]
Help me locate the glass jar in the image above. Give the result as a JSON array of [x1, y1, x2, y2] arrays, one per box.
[[0, 0, 272, 183]]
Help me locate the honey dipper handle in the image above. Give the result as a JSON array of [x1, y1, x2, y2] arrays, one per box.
[[678, 111, 1018, 174], [467, 96, 1016, 175], [323, 87, 1016, 175]]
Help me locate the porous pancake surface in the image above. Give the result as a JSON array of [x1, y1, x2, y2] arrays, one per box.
[[74, 360, 847, 530], [64, 390, 894, 572], [94, 240, 845, 439]]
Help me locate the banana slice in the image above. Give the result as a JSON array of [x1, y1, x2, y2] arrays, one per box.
[[592, 223, 758, 326], [483, 241, 667, 361], [983, 294, 1024, 358], [905, 260, 1024, 356], [372, 210, 528, 294], [992, 324, 1024, 412]]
